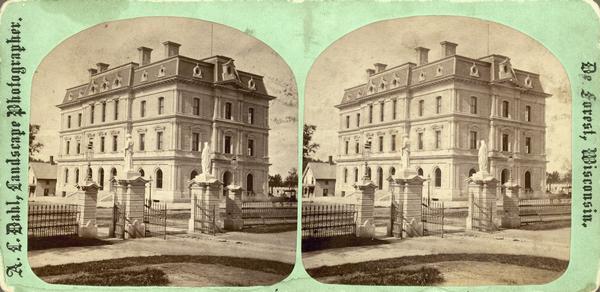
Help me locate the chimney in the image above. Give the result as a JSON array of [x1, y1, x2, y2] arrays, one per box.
[[440, 41, 458, 57], [88, 68, 98, 77], [162, 41, 181, 58], [49, 156, 55, 165], [373, 63, 387, 73], [328, 156, 333, 165], [96, 62, 109, 72], [415, 47, 430, 65], [137, 46, 153, 66], [366, 68, 376, 77]]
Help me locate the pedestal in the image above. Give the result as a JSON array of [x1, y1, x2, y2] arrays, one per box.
[[76, 180, 99, 238], [391, 169, 424, 237], [116, 174, 149, 238], [188, 173, 222, 234], [224, 185, 244, 231], [501, 182, 521, 228], [354, 179, 376, 238], [466, 172, 498, 231]]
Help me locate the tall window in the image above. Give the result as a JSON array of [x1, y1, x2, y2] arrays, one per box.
[[112, 135, 118, 152], [355, 142, 360, 154], [158, 97, 164, 115], [90, 104, 95, 124], [192, 133, 200, 151], [76, 142, 81, 154], [378, 136, 384, 152], [391, 134, 396, 151], [246, 174, 254, 192], [356, 113, 360, 127], [418, 132, 424, 150], [344, 140, 349, 154], [78, 113, 82, 127], [436, 96, 442, 114], [368, 104, 373, 123], [380, 102, 384, 122], [435, 130, 441, 149], [67, 116, 71, 128], [66, 141, 70, 155], [354, 168, 359, 183], [225, 102, 233, 120], [140, 100, 146, 117], [345, 116, 350, 128], [392, 99, 397, 120], [100, 136, 105, 152], [98, 168, 104, 190], [114, 100, 119, 120], [434, 168, 442, 187], [418, 100, 424, 116], [343, 168, 348, 183], [75, 168, 79, 184], [193, 98, 200, 115], [64, 168, 69, 183], [139, 133, 145, 151], [469, 131, 478, 149], [470, 96, 478, 114], [247, 139, 254, 156], [224, 136, 232, 154], [101, 102, 106, 122], [525, 105, 531, 122], [248, 108, 255, 124], [525, 137, 531, 154], [156, 169, 163, 189], [502, 133, 509, 151], [156, 132, 164, 150], [377, 168, 383, 190], [502, 100, 509, 118]]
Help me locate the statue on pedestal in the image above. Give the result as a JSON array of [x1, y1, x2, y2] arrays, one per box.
[[401, 134, 410, 169], [478, 139, 489, 173], [123, 133, 134, 173], [201, 142, 212, 176]]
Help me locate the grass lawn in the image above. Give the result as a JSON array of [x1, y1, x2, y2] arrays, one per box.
[[307, 253, 568, 285], [302, 235, 390, 252], [33, 255, 294, 286], [28, 236, 113, 251]]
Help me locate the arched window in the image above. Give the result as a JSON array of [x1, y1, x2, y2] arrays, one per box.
[[377, 167, 383, 190], [247, 173, 254, 193], [111, 168, 117, 179], [390, 167, 396, 176], [343, 168, 348, 183], [434, 168, 442, 188], [501, 169, 509, 185], [417, 168, 424, 176], [354, 168, 359, 183], [156, 169, 163, 189], [98, 168, 104, 190], [525, 171, 531, 190], [87, 167, 92, 180], [138, 168, 145, 177], [190, 170, 198, 180], [366, 167, 372, 179], [469, 168, 476, 177], [75, 168, 80, 184], [64, 168, 69, 184]]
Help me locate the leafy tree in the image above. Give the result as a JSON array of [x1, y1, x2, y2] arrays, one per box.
[[29, 124, 44, 161], [561, 169, 572, 184], [268, 174, 283, 194], [303, 124, 320, 170], [546, 171, 560, 185], [284, 168, 298, 189]]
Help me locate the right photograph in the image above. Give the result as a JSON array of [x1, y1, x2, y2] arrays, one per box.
[[302, 16, 572, 286]]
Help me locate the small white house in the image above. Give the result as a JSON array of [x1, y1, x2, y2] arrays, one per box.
[[28, 157, 58, 197], [302, 157, 336, 198]]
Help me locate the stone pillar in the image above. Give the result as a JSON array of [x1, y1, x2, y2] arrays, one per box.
[[76, 180, 100, 238], [501, 182, 521, 228], [116, 173, 149, 238], [354, 179, 376, 238], [188, 184, 199, 233], [224, 185, 244, 231], [393, 168, 424, 237], [188, 173, 222, 233], [466, 173, 498, 231]]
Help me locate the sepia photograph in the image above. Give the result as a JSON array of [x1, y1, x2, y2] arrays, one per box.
[[302, 16, 571, 286], [27, 17, 298, 287]]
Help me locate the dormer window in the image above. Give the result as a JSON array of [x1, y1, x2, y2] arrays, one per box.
[[436, 65, 443, 76], [158, 65, 166, 77], [392, 79, 398, 87], [470, 63, 480, 77], [141, 71, 148, 82], [248, 77, 256, 90], [226, 66, 233, 75], [90, 82, 97, 94], [193, 64, 202, 78], [380, 81, 385, 90], [79, 90, 84, 97], [418, 72, 426, 82], [102, 80, 109, 91], [524, 75, 533, 88], [113, 76, 121, 88], [369, 85, 374, 94]]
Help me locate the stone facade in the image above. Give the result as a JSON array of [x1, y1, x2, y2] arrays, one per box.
[[335, 41, 549, 201], [56, 41, 274, 202]]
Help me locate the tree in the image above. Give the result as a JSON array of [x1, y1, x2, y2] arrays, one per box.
[[284, 168, 298, 190], [29, 124, 44, 161], [561, 169, 572, 184], [303, 124, 320, 170], [268, 174, 283, 194], [546, 171, 560, 185]]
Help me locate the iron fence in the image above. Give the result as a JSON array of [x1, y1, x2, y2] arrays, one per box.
[[519, 198, 571, 224], [144, 199, 167, 239], [422, 199, 444, 237], [28, 203, 80, 238], [302, 204, 356, 239], [241, 201, 297, 226]]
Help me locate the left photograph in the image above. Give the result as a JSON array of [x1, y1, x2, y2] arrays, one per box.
[[27, 17, 298, 287]]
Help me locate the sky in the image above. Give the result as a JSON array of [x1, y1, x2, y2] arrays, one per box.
[[30, 17, 298, 176], [304, 16, 572, 173]]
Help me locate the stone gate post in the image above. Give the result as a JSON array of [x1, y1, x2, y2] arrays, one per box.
[[354, 179, 376, 238], [393, 168, 424, 237], [466, 173, 498, 231], [501, 182, 521, 228], [224, 185, 244, 231], [188, 173, 222, 233], [116, 171, 149, 238], [75, 180, 100, 238]]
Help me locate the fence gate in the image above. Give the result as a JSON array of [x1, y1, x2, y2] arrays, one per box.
[[471, 196, 495, 232], [302, 204, 356, 240], [144, 199, 167, 239], [111, 202, 126, 239], [194, 198, 219, 235], [389, 196, 404, 238], [421, 199, 444, 237]]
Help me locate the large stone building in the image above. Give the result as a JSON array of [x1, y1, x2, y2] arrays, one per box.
[[56, 41, 274, 202], [335, 41, 549, 201]]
